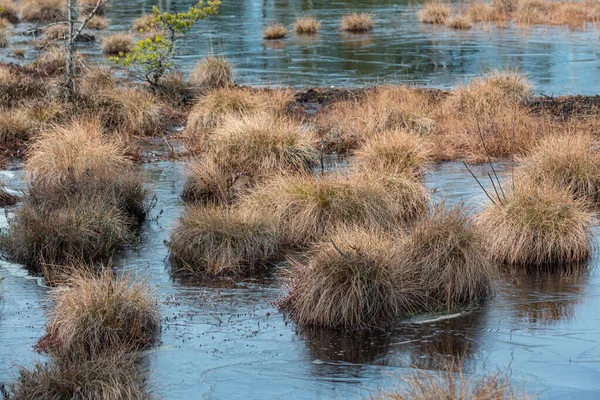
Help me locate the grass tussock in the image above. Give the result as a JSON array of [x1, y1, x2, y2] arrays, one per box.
[[42, 270, 159, 358], [7, 352, 150, 400], [19, 0, 66, 22], [515, 134, 600, 203], [30, 46, 68, 76], [241, 171, 429, 246], [185, 87, 267, 136], [0, 16, 12, 30], [78, 0, 106, 14], [353, 130, 429, 177], [96, 87, 165, 136], [184, 113, 317, 203], [43, 23, 67, 42], [169, 205, 280, 276], [419, 2, 451, 24], [295, 16, 320, 34], [132, 13, 156, 33], [279, 226, 412, 329], [0, 28, 8, 48], [0, 66, 46, 107], [189, 55, 233, 89], [400, 205, 496, 310], [0, 180, 17, 206], [476, 181, 593, 267], [322, 86, 435, 152], [86, 15, 108, 30], [0, 0, 19, 23], [263, 22, 287, 39], [101, 32, 134, 56], [375, 365, 527, 399], [341, 12, 374, 32], [446, 15, 473, 29]]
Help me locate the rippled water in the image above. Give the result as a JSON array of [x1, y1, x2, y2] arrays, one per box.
[[2, 0, 600, 94], [1, 153, 600, 399]]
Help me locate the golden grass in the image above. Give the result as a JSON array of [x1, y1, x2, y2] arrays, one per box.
[[43, 269, 159, 358], [30, 46, 68, 76], [0, 28, 7, 47], [241, 171, 429, 246], [419, 2, 451, 24], [0, 0, 19, 23], [132, 13, 156, 33], [0, 107, 41, 147], [169, 205, 280, 276], [353, 130, 429, 177], [86, 15, 108, 30], [295, 16, 320, 34], [446, 15, 473, 29], [101, 32, 134, 56], [0, 16, 12, 30], [7, 352, 149, 400], [181, 157, 242, 204], [322, 86, 435, 152], [400, 204, 496, 310], [376, 365, 527, 399], [185, 87, 267, 136], [43, 23, 67, 42], [189, 55, 233, 88], [341, 12, 374, 32], [19, 0, 66, 22], [78, 0, 106, 14], [515, 134, 600, 203], [263, 22, 287, 39], [476, 181, 593, 267], [279, 226, 415, 329], [0, 179, 17, 206], [514, 0, 550, 25], [96, 87, 165, 136]]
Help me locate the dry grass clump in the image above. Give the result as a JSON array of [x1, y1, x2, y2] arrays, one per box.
[[78, 0, 106, 14], [341, 12, 374, 32], [86, 15, 108, 30], [20, 0, 66, 22], [42, 270, 159, 358], [515, 134, 600, 203], [183, 113, 317, 203], [0, 107, 39, 146], [467, 2, 492, 22], [189, 55, 233, 89], [353, 130, 429, 177], [0, 16, 12, 30], [96, 87, 164, 136], [101, 32, 134, 55], [476, 181, 593, 267], [376, 366, 526, 399], [43, 23, 67, 42], [279, 226, 413, 329], [419, 2, 451, 24], [30, 46, 67, 76], [132, 13, 156, 32], [295, 16, 320, 34], [514, 0, 550, 25], [185, 87, 267, 136], [0, 180, 18, 206], [323, 86, 435, 152], [0, 0, 19, 23], [263, 22, 287, 39], [7, 352, 150, 400], [0, 28, 7, 47], [241, 171, 429, 246], [400, 205, 496, 310], [446, 15, 473, 29], [169, 205, 280, 276]]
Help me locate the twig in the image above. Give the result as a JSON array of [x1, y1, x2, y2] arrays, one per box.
[[463, 162, 497, 206]]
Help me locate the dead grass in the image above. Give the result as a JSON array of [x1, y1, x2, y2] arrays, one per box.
[[263, 22, 287, 39], [181, 158, 242, 204], [43, 24, 67, 42], [279, 226, 416, 329], [101, 32, 134, 56], [19, 0, 66, 22], [241, 171, 429, 246], [78, 0, 106, 15], [132, 13, 156, 33], [0, 28, 8, 47], [169, 205, 280, 276], [185, 87, 267, 136], [515, 134, 600, 203], [353, 130, 429, 177], [322, 86, 435, 152], [7, 352, 150, 400], [189, 55, 234, 89], [375, 365, 527, 399], [341, 12, 374, 32], [86, 15, 108, 30], [419, 2, 451, 24], [295, 16, 320, 34], [42, 269, 159, 358], [0, 0, 19, 23], [30, 46, 68, 76], [400, 204, 496, 310], [0, 180, 17, 206], [0, 16, 12, 30], [446, 15, 473, 29], [476, 180, 593, 267]]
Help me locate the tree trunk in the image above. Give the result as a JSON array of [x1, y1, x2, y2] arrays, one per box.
[[63, 0, 76, 102]]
